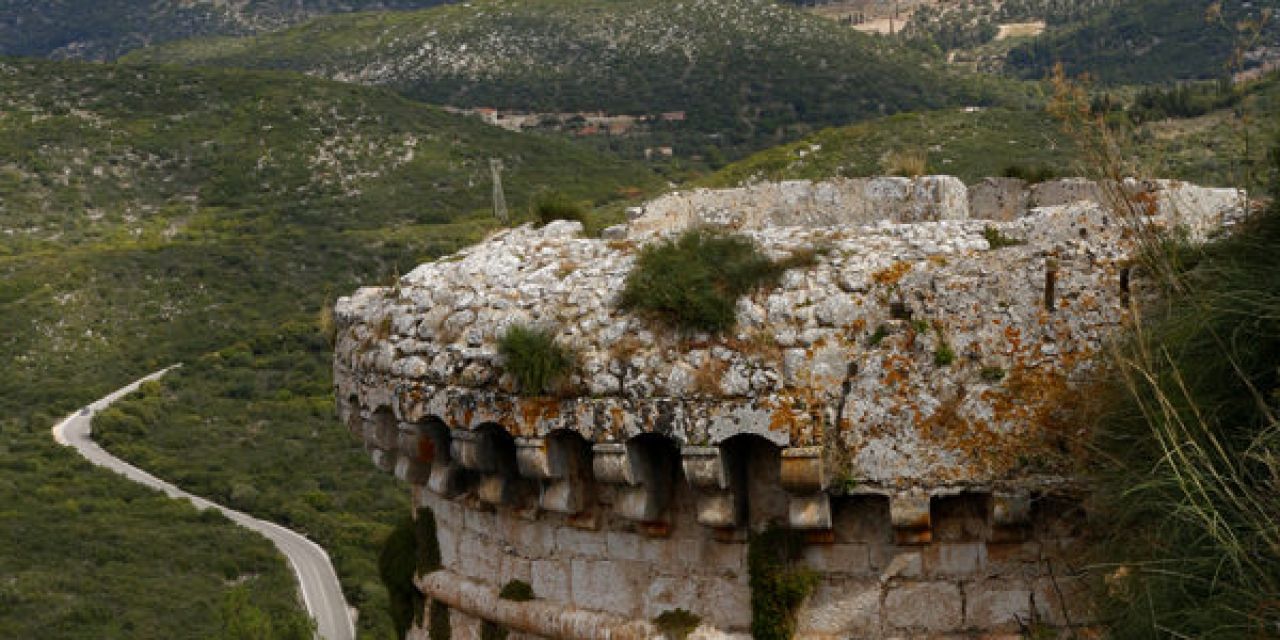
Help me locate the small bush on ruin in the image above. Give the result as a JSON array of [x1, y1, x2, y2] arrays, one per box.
[[498, 324, 574, 395], [620, 229, 809, 333], [881, 147, 928, 177], [654, 608, 702, 640], [934, 342, 956, 367], [531, 190, 588, 227], [1001, 163, 1056, 183], [498, 580, 534, 602], [983, 225, 1025, 249]]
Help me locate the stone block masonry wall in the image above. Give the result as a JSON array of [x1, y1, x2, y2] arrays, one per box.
[[336, 176, 1244, 639], [397, 470, 1088, 639]]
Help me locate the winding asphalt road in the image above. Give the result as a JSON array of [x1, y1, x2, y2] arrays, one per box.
[[52, 367, 356, 640]]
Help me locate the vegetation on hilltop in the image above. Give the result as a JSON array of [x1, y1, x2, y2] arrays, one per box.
[[123, 0, 1032, 159], [1007, 0, 1279, 84], [0, 58, 657, 639], [0, 58, 656, 253], [0, 0, 456, 60], [704, 106, 1076, 186], [708, 71, 1280, 192]]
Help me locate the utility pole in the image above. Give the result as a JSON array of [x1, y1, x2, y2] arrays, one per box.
[[490, 158, 509, 224]]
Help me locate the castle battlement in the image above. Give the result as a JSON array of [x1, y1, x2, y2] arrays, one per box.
[[334, 176, 1242, 638]]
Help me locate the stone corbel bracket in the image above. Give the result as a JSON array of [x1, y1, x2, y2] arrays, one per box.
[[890, 492, 932, 545], [451, 429, 516, 506], [681, 446, 739, 528], [779, 446, 831, 530], [362, 411, 399, 473], [992, 489, 1033, 542], [592, 442, 672, 523], [423, 424, 464, 498], [394, 422, 432, 485], [516, 437, 587, 514]]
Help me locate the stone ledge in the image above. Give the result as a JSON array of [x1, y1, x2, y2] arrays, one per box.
[[416, 569, 660, 640]]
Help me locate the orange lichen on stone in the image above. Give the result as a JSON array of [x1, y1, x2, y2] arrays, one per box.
[[518, 397, 564, 434], [872, 261, 913, 286]]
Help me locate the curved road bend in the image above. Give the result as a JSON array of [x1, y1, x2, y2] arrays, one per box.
[[52, 367, 356, 640]]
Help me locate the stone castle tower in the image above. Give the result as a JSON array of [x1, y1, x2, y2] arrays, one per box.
[[334, 176, 1242, 638]]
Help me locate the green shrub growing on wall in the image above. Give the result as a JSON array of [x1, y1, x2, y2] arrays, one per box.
[[621, 229, 810, 333], [531, 190, 588, 227], [379, 516, 426, 638], [379, 507, 444, 639], [414, 507, 442, 574], [654, 608, 702, 640], [481, 580, 536, 640], [498, 324, 575, 395], [748, 526, 819, 640]]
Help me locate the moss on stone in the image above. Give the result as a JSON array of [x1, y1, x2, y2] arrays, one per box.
[[498, 579, 535, 602], [378, 515, 426, 637], [654, 608, 702, 640]]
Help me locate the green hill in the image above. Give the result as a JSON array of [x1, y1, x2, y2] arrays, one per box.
[[0, 0, 454, 60], [703, 106, 1077, 186], [0, 58, 653, 254], [707, 74, 1280, 192], [0, 58, 657, 639], [123, 0, 1028, 157], [1006, 0, 1279, 84]]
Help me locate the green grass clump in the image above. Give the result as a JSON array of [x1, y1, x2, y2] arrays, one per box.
[[982, 226, 1025, 249], [531, 191, 588, 228], [498, 325, 575, 395], [748, 526, 819, 640], [620, 230, 800, 333], [1090, 166, 1280, 636], [933, 342, 956, 367]]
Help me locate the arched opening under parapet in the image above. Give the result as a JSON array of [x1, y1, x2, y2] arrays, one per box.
[[470, 423, 537, 507], [620, 433, 682, 523], [365, 407, 398, 472], [542, 429, 594, 514], [719, 434, 789, 530], [393, 416, 450, 485], [340, 394, 360, 437], [408, 417, 451, 465]]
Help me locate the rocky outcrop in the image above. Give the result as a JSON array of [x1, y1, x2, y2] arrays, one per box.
[[335, 176, 1243, 638]]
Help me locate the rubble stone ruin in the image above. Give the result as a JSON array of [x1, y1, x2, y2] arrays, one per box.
[[334, 175, 1244, 638]]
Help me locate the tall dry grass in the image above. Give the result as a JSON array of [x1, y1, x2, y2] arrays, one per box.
[[1049, 65, 1280, 638]]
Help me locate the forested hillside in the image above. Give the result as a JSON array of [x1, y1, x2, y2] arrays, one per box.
[[0, 58, 657, 639], [1006, 0, 1279, 83], [0, 0, 455, 60], [124, 0, 1030, 157]]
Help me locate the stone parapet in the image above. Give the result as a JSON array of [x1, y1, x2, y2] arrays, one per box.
[[336, 176, 1241, 638]]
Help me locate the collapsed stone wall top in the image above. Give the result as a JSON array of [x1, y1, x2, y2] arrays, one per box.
[[610, 175, 1242, 239], [334, 176, 1242, 492]]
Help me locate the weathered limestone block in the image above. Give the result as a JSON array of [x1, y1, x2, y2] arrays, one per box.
[[797, 580, 882, 637], [966, 581, 1034, 631], [969, 177, 1029, 221], [884, 581, 964, 632]]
